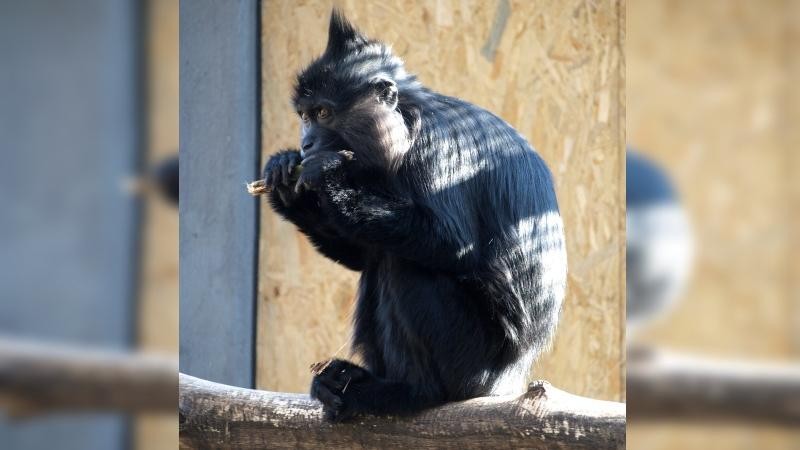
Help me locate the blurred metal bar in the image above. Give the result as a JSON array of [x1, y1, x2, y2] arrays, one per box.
[[179, 0, 260, 388], [0, 0, 142, 448]]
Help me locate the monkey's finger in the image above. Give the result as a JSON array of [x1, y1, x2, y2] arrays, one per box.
[[310, 379, 343, 409], [264, 165, 272, 183], [262, 164, 272, 186], [300, 152, 323, 167], [281, 161, 292, 186], [288, 151, 301, 167], [316, 372, 349, 391], [294, 173, 307, 194], [260, 168, 269, 185], [270, 166, 281, 188], [265, 162, 276, 186]]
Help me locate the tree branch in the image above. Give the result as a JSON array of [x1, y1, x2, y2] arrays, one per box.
[[179, 373, 626, 449], [627, 348, 800, 424], [0, 338, 176, 416]]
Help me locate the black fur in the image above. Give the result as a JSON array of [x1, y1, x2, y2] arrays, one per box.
[[263, 10, 567, 421]]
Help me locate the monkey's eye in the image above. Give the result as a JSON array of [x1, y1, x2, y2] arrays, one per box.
[[299, 111, 311, 122], [317, 107, 331, 120]]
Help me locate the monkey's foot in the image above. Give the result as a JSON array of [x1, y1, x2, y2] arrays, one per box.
[[310, 358, 369, 422]]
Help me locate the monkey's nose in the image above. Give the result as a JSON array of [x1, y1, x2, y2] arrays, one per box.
[[300, 141, 313, 158]]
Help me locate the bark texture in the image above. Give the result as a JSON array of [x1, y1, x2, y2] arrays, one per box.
[[179, 373, 626, 449]]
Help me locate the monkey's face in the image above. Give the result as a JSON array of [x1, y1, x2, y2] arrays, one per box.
[[292, 11, 413, 171], [295, 102, 347, 159], [294, 77, 408, 169]]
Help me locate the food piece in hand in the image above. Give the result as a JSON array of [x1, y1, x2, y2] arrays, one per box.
[[246, 165, 303, 196]]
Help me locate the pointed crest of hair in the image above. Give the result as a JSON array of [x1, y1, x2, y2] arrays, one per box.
[[325, 9, 366, 56]]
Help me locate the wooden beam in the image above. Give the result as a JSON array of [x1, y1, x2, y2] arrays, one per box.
[[179, 373, 626, 449], [0, 338, 176, 416], [627, 348, 800, 424]]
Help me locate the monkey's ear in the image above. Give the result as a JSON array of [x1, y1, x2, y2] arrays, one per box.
[[326, 9, 366, 55], [373, 78, 398, 109]]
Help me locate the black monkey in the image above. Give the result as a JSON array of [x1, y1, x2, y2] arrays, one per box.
[[262, 10, 567, 422], [626, 150, 692, 339], [124, 155, 179, 205], [152, 155, 179, 205]]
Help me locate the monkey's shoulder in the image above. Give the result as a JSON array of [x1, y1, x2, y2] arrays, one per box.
[[418, 94, 534, 153]]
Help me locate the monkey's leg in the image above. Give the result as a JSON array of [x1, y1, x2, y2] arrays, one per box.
[[310, 359, 440, 422]]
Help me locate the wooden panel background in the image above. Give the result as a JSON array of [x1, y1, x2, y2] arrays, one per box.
[[258, 0, 625, 402], [627, 0, 799, 448], [135, 0, 179, 449]]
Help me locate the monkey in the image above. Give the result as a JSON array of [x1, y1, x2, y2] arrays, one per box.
[[151, 155, 179, 205], [123, 155, 179, 205], [261, 10, 567, 422], [626, 149, 693, 340]]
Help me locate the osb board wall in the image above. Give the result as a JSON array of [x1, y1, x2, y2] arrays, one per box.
[[135, 0, 178, 449], [628, 0, 798, 448], [629, 0, 796, 360], [258, 0, 625, 402]]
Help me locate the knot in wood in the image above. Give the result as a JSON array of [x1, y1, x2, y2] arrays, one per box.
[[526, 380, 550, 399]]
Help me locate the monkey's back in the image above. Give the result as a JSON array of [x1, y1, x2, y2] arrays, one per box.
[[354, 93, 567, 397], [408, 93, 567, 342]]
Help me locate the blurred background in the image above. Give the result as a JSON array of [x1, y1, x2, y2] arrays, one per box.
[[0, 0, 178, 449], [3, 0, 798, 448], [627, 0, 799, 448]]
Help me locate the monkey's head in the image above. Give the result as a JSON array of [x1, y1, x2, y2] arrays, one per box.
[[293, 10, 420, 172]]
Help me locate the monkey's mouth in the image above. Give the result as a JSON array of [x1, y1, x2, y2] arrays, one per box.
[[300, 137, 352, 160], [300, 148, 326, 159], [300, 148, 322, 159]]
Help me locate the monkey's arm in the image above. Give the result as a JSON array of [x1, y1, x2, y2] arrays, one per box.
[[264, 150, 366, 271], [300, 156, 474, 273], [269, 186, 366, 271]]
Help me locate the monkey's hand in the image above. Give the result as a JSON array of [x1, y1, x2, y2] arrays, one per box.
[[310, 358, 370, 422], [294, 150, 354, 193], [262, 149, 303, 204], [263, 149, 302, 188]]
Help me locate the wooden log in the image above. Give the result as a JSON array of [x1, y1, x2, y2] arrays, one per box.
[[0, 338, 176, 416], [627, 348, 800, 425], [179, 373, 626, 449]]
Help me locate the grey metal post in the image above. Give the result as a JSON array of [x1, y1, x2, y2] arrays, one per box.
[[179, 0, 261, 388]]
